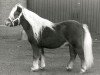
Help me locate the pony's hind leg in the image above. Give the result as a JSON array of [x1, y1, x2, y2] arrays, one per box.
[[40, 48, 46, 70], [75, 45, 86, 73], [66, 44, 77, 71]]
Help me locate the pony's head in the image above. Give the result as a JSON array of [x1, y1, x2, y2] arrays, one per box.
[[5, 4, 23, 27]]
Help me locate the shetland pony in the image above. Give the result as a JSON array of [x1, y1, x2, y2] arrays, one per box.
[[5, 4, 93, 73]]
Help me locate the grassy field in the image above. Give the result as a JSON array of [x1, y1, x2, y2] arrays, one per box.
[[0, 26, 100, 75]]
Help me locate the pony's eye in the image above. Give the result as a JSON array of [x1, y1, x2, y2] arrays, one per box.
[[14, 15, 18, 19], [14, 11, 20, 19]]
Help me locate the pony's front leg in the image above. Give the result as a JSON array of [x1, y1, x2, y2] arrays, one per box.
[[30, 44, 41, 71], [40, 48, 45, 70], [31, 58, 40, 71]]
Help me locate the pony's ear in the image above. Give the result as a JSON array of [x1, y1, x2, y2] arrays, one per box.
[[17, 6, 22, 13]]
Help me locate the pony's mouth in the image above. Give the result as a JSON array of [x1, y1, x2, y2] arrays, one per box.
[[5, 19, 13, 27]]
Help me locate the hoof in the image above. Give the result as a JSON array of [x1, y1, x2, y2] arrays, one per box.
[[40, 66, 45, 69], [40, 67, 45, 70], [66, 67, 72, 71], [31, 67, 39, 72], [80, 69, 86, 73]]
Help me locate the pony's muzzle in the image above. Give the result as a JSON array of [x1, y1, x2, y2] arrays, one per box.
[[5, 19, 13, 27]]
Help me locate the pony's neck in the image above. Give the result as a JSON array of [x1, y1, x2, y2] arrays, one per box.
[[21, 8, 54, 41], [20, 14, 30, 30]]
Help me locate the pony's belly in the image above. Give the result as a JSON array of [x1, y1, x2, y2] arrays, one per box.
[[39, 36, 66, 49]]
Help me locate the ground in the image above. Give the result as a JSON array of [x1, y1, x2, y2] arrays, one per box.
[[0, 26, 100, 75]]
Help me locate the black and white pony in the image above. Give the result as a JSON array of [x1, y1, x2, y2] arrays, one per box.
[[5, 4, 93, 73]]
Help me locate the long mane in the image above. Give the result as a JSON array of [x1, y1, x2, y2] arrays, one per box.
[[21, 5, 54, 40], [9, 4, 54, 41]]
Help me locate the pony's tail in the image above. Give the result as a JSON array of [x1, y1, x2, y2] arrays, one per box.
[[83, 24, 93, 69]]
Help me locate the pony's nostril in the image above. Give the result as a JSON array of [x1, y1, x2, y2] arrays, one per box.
[[5, 22, 11, 27], [5, 19, 12, 27], [5, 23, 9, 26], [5, 22, 7, 26]]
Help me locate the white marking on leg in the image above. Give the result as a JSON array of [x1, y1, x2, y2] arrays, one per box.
[[31, 58, 39, 71], [80, 62, 87, 73], [80, 68, 86, 73], [40, 55, 45, 69], [80, 69, 86, 73], [66, 61, 74, 71]]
